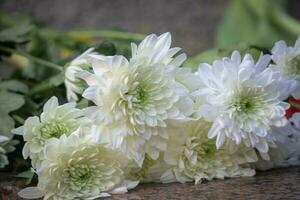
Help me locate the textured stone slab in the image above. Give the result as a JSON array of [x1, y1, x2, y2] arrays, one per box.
[[1, 167, 300, 200]]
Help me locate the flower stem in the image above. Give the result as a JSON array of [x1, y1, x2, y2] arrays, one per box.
[[67, 30, 145, 41], [0, 45, 63, 72], [270, 6, 300, 35]]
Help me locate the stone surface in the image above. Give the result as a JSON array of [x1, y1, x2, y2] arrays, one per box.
[[1, 167, 300, 200]]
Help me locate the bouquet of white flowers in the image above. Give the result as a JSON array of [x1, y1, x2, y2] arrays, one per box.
[[10, 32, 300, 200]]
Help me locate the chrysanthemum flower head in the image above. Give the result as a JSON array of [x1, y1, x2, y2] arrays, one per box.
[[64, 48, 97, 102], [18, 127, 137, 200], [82, 33, 196, 166], [12, 96, 89, 168], [270, 36, 300, 99], [161, 120, 255, 184], [193, 51, 296, 153]]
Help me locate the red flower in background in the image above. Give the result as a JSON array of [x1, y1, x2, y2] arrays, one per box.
[[286, 97, 300, 119]]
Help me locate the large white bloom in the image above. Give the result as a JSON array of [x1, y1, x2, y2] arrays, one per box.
[[270, 36, 300, 99], [161, 120, 256, 184], [0, 133, 17, 168], [64, 48, 97, 102], [12, 96, 89, 168], [193, 51, 296, 153], [18, 127, 138, 200], [82, 33, 195, 165]]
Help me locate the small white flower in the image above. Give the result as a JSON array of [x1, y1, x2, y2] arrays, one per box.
[[161, 120, 255, 184], [193, 51, 296, 153], [20, 128, 136, 200], [64, 48, 97, 102], [0, 134, 17, 168], [82, 33, 195, 166], [12, 96, 89, 168], [270, 36, 300, 99]]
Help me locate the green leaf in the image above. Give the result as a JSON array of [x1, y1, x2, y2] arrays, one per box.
[[0, 90, 25, 113], [48, 73, 64, 87], [0, 89, 25, 136], [185, 49, 232, 71], [0, 112, 15, 136], [14, 170, 35, 185], [185, 43, 262, 70], [0, 80, 28, 93], [0, 23, 33, 43]]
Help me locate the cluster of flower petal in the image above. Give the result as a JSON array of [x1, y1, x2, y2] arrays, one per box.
[[254, 113, 300, 170], [18, 127, 138, 200], [64, 48, 98, 102], [82, 33, 196, 166], [270, 36, 300, 99], [0, 133, 18, 168], [193, 51, 296, 153], [12, 96, 89, 168], [160, 120, 255, 184]]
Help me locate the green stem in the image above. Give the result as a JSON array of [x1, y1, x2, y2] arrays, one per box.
[[27, 81, 56, 96], [12, 114, 25, 124], [67, 30, 145, 41], [270, 7, 300, 35], [0, 45, 63, 72]]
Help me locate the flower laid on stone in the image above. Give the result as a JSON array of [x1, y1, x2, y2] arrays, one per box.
[[12, 96, 89, 168], [18, 127, 138, 200], [161, 120, 256, 184], [193, 51, 296, 153], [11, 33, 300, 200]]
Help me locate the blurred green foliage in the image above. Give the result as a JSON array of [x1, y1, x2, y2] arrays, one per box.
[[186, 0, 300, 69]]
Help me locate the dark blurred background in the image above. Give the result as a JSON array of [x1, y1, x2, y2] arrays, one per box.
[[1, 0, 300, 55]]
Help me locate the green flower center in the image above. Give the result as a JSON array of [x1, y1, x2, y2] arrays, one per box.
[[287, 55, 300, 78], [125, 84, 149, 106], [65, 164, 92, 191], [231, 90, 263, 114], [191, 137, 217, 158], [39, 121, 74, 141], [135, 85, 149, 103]]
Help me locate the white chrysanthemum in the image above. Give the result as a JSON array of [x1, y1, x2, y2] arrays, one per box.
[[64, 48, 97, 102], [161, 120, 255, 184], [0, 134, 17, 168], [18, 127, 138, 200], [193, 51, 296, 153], [254, 113, 300, 170], [12, 96, 89, 168], [83, 33, 195, 165], [270, 36, 300, 99]]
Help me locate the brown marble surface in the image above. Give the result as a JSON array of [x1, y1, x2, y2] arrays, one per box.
[[1, 167, 300, 200]]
